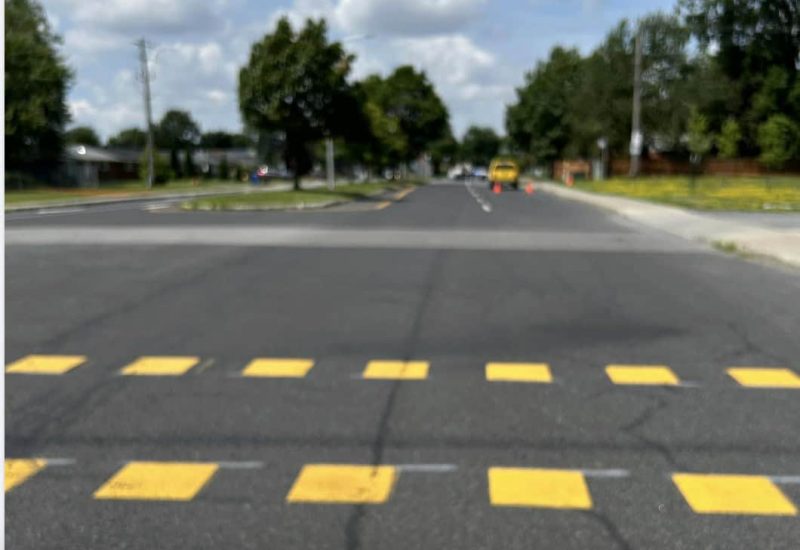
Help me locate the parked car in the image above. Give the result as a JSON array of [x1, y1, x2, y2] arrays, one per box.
[[488, 158, 520, 190]]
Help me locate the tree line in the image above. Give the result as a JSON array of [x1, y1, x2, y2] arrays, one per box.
[[505, 0, 800, 171]]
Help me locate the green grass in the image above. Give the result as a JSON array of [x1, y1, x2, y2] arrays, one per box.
[[5, 179, 247, 206], [573, 176, 800, 212], [182, 181, 410, 211]]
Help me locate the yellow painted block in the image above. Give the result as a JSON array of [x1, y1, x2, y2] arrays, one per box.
[[121, 356, 199, 376], [673, 473, 797, 516], [727, 368, 800, 389], [488, 467, 592, 509], [5, 459, 47, 492], [287, 464, 397, 504], [6, 355, 86, 375], [486, 363, 552, 383], [363, 360, 429, 380], [606, 365, 679, 386], [242, 358, 314, 378], [94, 461, 218, 501]]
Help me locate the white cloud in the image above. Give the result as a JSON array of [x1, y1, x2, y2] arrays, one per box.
[[50, 0, 230, 35], [335, 0, 485, 36]]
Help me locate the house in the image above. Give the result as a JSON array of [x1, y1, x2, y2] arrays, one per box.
[[64, 145, 140, 186]]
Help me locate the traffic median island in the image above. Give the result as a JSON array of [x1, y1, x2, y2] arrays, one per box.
[[180, 181, 419, 211]]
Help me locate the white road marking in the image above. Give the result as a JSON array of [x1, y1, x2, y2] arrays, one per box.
[[582, 468, 631, 478], [395, 464, 458, 473], [464, 180, 493, 213]]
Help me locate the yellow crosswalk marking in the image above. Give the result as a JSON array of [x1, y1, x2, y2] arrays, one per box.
[[363, 360, 429, 380], [6, 355, 86, 375], [673, 473, 797, 515], [488, 467, 592, 509], [5, 459, 47, 492], [94, 461, 218, 501], [606, 364, 679, 386], [287, 464, 398, 504], [242, 358, 314, 378], [486, 363, 552, 383], [727, 368, 800, 389], [121, 356, 199, 376]]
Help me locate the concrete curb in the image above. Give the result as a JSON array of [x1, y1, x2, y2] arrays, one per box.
[[5, 187, 273, 213], [537, 182, 800, 268]]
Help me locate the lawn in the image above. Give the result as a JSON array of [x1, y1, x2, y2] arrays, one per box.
[[181, 181, 413, 211], [5, 179, 247, 206], [573, 176, 800, 212]]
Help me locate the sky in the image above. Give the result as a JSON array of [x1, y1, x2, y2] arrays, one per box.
[[42, 0, 677, 141]]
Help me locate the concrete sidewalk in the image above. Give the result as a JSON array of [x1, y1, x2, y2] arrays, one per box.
[[539, 182, 800, 268]]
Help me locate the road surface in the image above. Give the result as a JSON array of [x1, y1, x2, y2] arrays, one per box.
[[6, 180, 800, 549]]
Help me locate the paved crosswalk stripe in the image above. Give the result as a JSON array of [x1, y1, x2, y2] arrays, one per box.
[[727, 367, 800, 389], [5, 459, 47, 492], [363, 360, 429, 380], [673, 473, 797, 515], [486, 362, 552, 383], [94, 461, 219, 501], [287, 464, 398, 504], [488, 467, 592, 509], [606, 364, 679, 386], [6, 355, 86, 375], [242, 358, 314, 378], [121, 356, 200, 376]]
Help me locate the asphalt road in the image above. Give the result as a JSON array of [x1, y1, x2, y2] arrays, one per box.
[[6, 179, 800, 549]]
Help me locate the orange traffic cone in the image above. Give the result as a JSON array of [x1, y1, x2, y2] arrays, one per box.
[[566, 174, 574, 187], [492, 182, 501, 194], [525, 182, 535, 195]]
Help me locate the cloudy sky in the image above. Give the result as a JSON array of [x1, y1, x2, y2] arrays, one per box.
[[42, 0, 676, 141]]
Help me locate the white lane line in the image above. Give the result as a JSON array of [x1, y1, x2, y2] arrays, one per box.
[[582, 468, 631, 478], [464, 180, 492, 213], [42, 457, 77, 466], [395, 464, 458, 473], [217, 461, 265, 469], [770, 475, 800, 484], [37, 207, 85, 215]]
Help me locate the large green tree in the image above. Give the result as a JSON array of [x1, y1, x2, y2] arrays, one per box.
[[156, 110, 200, 179], [377, 66, 450, 165], [460, 126, 501, 166], [506, 46, 583, 164], [200, 131, 253, 149], [5, 0, 72, 177], [65, 126, 100, 146], [239, 18, 355, 189], [107, 127, 147, 148]]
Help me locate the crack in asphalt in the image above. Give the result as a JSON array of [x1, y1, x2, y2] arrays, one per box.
[[345, 248, 447, 550]]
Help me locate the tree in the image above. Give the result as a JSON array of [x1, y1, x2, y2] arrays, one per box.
[[5, 0, 72, 176], [139, 149, 171, 184], [687, 107, 714, 161], [107, 127, 147, 148], [65, 126, 100, 146], [218, 155, 230, 179], [377, 66, 450, 164], [156, 110, 201, 150], [758, 115, 799, 171], [460, 126, 501, 166], [717, 118, 742, 159], [238, 18, 355, 190], [200, 131, 252, 149], [506, 47, 583, 164], [182, 148, 196, 178]]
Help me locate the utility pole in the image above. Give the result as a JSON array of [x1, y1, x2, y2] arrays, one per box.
[[629, 28, 643, 177], [325, 137, 335, 190], [137, 38, 155, 189]]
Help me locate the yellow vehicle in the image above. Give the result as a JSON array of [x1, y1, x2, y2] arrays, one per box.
[[488, 158, 520, 190]]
